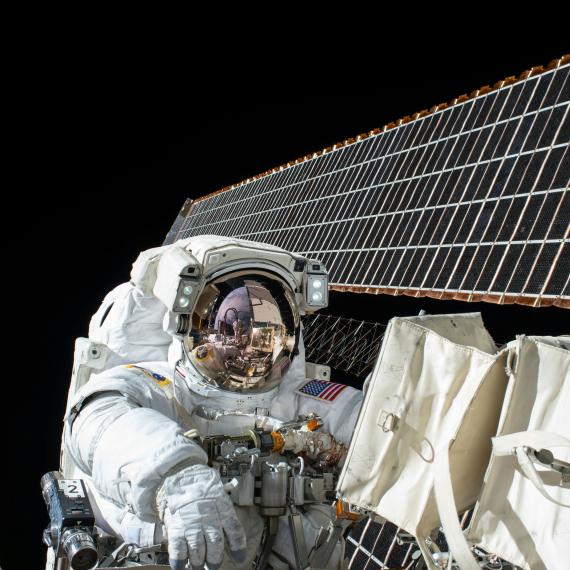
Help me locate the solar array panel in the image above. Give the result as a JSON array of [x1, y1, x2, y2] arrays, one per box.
[[344, 511, 474, 569], [165, 56, 569, 309], [345, 518, 417, 569]]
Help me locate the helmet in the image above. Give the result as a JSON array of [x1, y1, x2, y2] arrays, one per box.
[[181, 270, 299, 393]]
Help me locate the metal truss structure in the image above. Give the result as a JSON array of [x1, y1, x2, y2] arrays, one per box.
[[301, 313, 386, 378]]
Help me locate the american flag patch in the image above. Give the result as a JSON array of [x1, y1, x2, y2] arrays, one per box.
[[297, 379, 348, 402]]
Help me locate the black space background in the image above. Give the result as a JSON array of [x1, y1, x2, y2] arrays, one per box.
[[7, 44, 569, 569]]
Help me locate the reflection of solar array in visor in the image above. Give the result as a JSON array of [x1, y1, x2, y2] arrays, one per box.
[[166, 57, 570, 309]]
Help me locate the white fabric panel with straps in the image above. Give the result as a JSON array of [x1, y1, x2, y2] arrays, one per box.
[[337, 314, 569, 569]]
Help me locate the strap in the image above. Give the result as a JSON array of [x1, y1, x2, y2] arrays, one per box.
[[493, 430, 570, 508], [491, 430, 570, 455], [423, 353, 502, 569], [434, 431, 570, 569], [66, 390, 123, 429], [434, 441, 480, 570]]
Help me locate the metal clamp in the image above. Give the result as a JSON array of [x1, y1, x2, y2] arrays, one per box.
[[378, 410, 399, 433], [522, 446, 570, 484]]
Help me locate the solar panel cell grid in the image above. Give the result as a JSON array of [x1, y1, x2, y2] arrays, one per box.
[[525, 243, 560, 294], [166, 59, 569, 308]]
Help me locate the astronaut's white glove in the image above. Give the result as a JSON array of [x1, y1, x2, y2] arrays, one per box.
[[157, 463, 247, 570]]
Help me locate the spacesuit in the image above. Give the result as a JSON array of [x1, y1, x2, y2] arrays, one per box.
[[63, 236, 363, 569]]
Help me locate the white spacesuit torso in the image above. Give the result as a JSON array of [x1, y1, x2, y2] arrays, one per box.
[[63, 279, 363, 569]]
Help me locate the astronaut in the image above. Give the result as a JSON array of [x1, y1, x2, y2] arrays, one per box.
[[62, 235, 363, 569]]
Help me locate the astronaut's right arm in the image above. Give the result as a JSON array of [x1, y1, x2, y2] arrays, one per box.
[[65, 373, 247, 569], [66, 390, 205, 515]]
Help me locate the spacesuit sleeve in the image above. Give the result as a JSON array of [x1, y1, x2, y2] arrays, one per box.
[[65, 368, 208, 522], [89, 281, 172, 365]]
